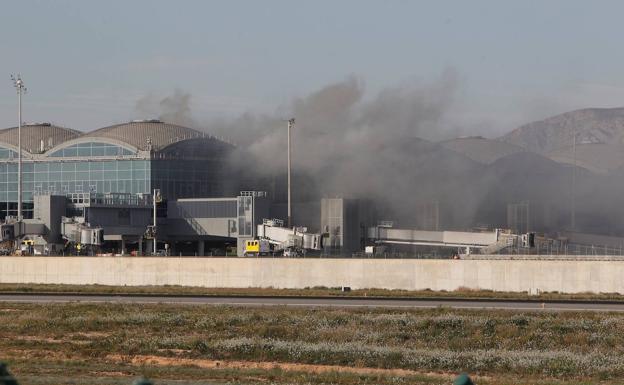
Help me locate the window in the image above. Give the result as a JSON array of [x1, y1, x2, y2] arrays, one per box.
[[0, 147, 18, 159], [48, 142, 135, 157]]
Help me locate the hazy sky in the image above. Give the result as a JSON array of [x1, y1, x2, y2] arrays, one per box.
[[2, 0, 624, 136]]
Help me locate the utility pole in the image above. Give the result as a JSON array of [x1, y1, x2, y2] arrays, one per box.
[[287, 118, 294, 228], [11, 75, 26, 220]]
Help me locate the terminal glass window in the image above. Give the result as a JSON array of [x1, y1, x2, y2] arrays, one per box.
[[237, 196, 254, 237], [0, 159, 150, 219], [0, 140, 235, 219], [0, 147, 17, 159], [48, 142, 135, 157], [151, 158, 232, 200]]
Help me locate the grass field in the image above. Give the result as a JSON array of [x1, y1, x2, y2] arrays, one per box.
[[3, 282, 624, 302], [2, 302, 624, 385]]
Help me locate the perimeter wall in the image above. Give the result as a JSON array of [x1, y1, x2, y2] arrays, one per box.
[[1, 256, 623, 294]]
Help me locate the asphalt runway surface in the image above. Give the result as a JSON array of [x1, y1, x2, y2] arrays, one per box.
[[1, 293, 624, 312]]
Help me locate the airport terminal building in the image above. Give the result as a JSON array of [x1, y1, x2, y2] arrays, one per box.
[[0, 119, 595, 258], [0, 119, 502, 258], [0, 120, 286, 256], [0, 120, 235, 219]]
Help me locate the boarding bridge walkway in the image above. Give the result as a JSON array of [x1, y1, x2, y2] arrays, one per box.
[[368, 227, 509, 253], [257, 220, 324, 251]]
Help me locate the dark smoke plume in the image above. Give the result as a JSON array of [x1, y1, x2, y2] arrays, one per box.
[[133, 71, 481, 228], [135, 89, 195, 128], [134, 71, 624, 235]]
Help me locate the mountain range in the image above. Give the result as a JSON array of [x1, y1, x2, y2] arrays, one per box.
[[428, 107, 624, 235], [263, 106, 624, 236], [442, 107, 624, 174]]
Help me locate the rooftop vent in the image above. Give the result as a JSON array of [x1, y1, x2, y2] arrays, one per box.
[[24, 122, 51, 127], [131, 119, 162, 123]]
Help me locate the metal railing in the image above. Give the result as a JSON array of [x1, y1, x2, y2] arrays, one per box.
[[240, 190, 267, 197], [67, 192, 152, 207]]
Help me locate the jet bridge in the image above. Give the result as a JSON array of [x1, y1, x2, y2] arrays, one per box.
[[257, 219, 325, 252], [368, 226, 512, 254]]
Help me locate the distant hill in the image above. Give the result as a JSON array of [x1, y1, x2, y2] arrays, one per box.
[[501, 107, 624, 174], [502, 107, 624, 153], [546, 143, 624, 174], [433, 125, 624, 233], [440, 136, 525, 164]]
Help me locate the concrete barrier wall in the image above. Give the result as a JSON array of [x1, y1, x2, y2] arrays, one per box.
[[1, 257, 624, 293]]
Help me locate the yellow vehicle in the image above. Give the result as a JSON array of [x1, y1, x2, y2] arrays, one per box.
[[244, 239, 270, 256]]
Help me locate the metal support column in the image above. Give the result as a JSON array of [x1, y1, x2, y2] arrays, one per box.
[[153, 189, 160, 254], [197, 240, 205, 256]]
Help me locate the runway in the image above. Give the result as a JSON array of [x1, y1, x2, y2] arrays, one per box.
[[1, 293, 624, 312]]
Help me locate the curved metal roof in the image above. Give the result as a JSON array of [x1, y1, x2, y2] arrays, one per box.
[[81, 120, 217, 151], [0, 123, 80, 154], [0, 120, 232, 157], [157, 136, 234, 158]]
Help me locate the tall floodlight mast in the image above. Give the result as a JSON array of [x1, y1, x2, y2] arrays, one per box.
[[571, 126, 577, 231], [287, 118, 295, 228], [11, 74, 26, 220]]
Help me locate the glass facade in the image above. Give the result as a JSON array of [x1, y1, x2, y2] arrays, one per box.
[[237, 195, 254, 237], [0, 138, 234, 220], [151, 159, 231, 200], [0, 148, 18, 159], [0, 158, 150, 219], [48, 142, 135, 157]]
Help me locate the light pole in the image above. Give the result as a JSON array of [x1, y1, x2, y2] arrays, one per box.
[[11, 75, 26, 220], [287, 118, 294, 228], [571, 126, 576, 231]]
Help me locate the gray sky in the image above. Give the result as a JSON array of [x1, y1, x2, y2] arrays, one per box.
[[2, 0, 624, 136]]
